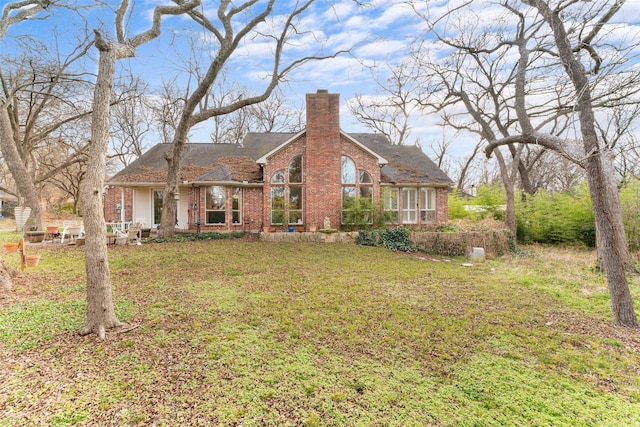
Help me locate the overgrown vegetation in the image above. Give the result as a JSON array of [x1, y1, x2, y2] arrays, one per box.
[[1, 239, 639, 425], [150, 231, 246, 243], [341, 197, 389, 228], [449, 183, 601, 247], [355, 227, 416, 251]]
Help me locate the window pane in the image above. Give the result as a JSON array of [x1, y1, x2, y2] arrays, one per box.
[[232, 188, 241, 210], [402, 188, 417, 224], [341, 156, 356, 184], [271, 186, 285, 224], [207, 211, 226, 224], [420, 188, 436, 223], [289, 210, 303, 224], [153, 190, 163, 226], [212, 186, 226, 209], [342, 186, 356, 202], [360, 186, 373, 199], [383, 187, 399, 223], [359, 170, 373, 184], [232, 187, 241, 224], [271, 170, 285, 184], [289, 186, 303, 210], [384, 187, 398, 210], [289, 156, 302, 183]]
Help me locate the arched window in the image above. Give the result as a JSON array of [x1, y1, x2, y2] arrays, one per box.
[[271, 156, 304, 225], [341, 156, 373, 225], [342, 156, 356, 184], [271, 170, 285, 184]]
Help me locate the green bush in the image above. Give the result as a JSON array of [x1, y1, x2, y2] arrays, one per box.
[[620, 179, 640, 251], [447, 189, 469, 220], [515, 184, 595, 246], [355, 227, 416, 252]]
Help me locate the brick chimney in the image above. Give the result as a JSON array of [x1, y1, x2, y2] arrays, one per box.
[[305, 90, 342, 230]]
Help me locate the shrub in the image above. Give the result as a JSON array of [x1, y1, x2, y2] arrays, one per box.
[[355, 227, 416, 252], [515, 184, 595, 246]]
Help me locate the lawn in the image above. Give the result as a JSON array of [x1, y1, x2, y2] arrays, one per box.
[[1, 233, 639, 426]]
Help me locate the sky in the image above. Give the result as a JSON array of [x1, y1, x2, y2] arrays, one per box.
[[3, 0, 640, 173]]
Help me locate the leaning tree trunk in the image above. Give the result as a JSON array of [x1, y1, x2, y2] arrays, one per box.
[[587, 150, 638, 327], [527, 0, 638, 328], [0, 107, 42, 229], [78, 45, 122, 338]]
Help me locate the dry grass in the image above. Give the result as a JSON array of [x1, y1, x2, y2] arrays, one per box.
[[1, 237, 640, 426]]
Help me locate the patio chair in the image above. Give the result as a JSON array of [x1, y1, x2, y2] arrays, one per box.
[[60, 220, 83, 244], [123, 222, 143, 245]]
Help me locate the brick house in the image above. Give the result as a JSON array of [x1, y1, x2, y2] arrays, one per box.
[[104, 90, 453, 232]]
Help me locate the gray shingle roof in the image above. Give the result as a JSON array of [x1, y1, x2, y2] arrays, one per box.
[[350, 133, 453, 185], [108, 132, 452, 186]]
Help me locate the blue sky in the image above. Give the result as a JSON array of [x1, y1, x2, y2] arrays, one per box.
[[3, 0, 640, 168]]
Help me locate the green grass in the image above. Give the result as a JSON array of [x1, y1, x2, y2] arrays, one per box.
[[1, 236, 639, 425]]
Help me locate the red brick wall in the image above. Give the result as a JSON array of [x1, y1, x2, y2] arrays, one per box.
[[191, 186, 263, 233], [304, 91, 342, 230], [261, 91, 384, 232], [262, 136, 306, 231], [103, 186, 132, 222]]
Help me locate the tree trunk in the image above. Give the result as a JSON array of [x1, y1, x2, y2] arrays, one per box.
[[493, 148, 520, 235], [587, 150, 638, 327], [0, 107, 42, 229], [526, 0, 638, 327], [78, 46, 122, 338], [0, 259, 15, 290], [158, 147, 180, 238]]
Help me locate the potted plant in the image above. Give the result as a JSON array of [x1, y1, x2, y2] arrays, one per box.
[[25, 254, 41, 267], [25, 230, 46, 243], [24, 218, 46, 243], [3, 242, 19, 252]]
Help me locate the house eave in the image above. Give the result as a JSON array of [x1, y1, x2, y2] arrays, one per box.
[[107, 181, 165, 187], [192, 181, 263, 187], [256, 130, 306, 165], [341, 131, 388, 166], [380, 182, 453, 188]]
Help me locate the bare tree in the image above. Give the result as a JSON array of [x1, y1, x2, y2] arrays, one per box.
[[79, 0, 201, 338], [409, 0, 639, 327], [110, 75, 152, 168], [0, 3, 94, 230], [0, 0, 76, 291], [158, 0, 349, 237], [517, 0, 638, 327], [347, 61, 422, 146]]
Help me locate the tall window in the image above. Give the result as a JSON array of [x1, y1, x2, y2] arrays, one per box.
[[288, 156, 303, 224], [206, 186, 226, 224], [153, 190, 163, 227], [420, 188, 436, 223], [383, 187, 399, 223], [402, 188, 418, 224], [271, 156, 304, 225], [232, 187, 242, 224], [342, 156, 374, 225]]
